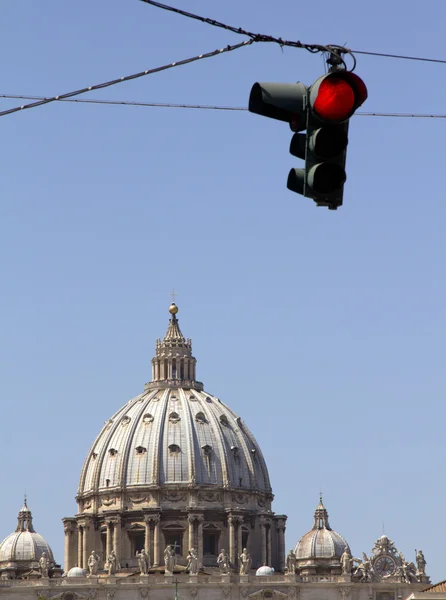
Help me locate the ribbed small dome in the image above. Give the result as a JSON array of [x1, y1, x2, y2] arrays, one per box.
[[294, 498, 349, 560], [295, 528, 349, 559], [0, 501, 54, 572]]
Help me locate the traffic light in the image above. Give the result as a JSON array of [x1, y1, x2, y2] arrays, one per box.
[[248, 70, 368, 210]]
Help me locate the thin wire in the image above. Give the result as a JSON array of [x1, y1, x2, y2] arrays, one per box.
[[139, 0, 354, 69], [1, 94, 445, 118], [0, 95, 247, 111], [139, 0, 446, 66], [0, 40, 253, 118], [351, 49, 446, 65]]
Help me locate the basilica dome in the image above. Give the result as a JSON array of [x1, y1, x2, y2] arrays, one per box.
[[294, 498, 349, 576], [78, 304, 270, 496], [0, 500, 54, 579], [64, 305, 286, 575]]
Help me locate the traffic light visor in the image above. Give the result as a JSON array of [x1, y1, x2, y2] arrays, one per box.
[[310, 72, 368, 123], [248, 82, 307, 125]]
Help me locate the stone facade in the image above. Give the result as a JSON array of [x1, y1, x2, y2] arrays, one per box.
[[0, 304, 433, 600], [0, 573, 429, 600]]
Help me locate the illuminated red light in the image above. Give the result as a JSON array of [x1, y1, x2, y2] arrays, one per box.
[[313, 77, 355, 121]]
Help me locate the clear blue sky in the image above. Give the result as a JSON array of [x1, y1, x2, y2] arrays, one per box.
[[1, 0, 445, 582]]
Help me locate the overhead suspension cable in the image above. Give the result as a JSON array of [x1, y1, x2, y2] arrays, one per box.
[[139, 0, 446, 66], [1, 94, 445, 119], [0, 39, 252, 118]]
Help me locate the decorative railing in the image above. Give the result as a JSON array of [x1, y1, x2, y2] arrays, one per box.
[[145, 379, 204, 391]]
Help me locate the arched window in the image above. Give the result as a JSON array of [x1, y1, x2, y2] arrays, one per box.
[[169, 412, 181, 424], [195, 412, 207, 424]]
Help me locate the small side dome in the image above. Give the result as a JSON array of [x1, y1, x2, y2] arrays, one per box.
[[294, 497, 349, 576], [256, 566, 275, 576], [67, 566, 87, 577], [0, 499, 55, 579]]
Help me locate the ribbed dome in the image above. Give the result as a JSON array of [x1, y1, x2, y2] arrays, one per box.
[[294, 498, 349, 560], [295, 528, 349, 559], [77, 306, 271, 496], [0, 501, 54, 568], [78, 386, 270, 494], [64, 305, 285, 575]]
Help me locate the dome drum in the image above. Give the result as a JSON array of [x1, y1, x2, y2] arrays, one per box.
[[65, 306, 287, 574]]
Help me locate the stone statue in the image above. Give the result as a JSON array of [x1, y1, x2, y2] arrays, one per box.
[[39, 552, 49, 578], [217, 549, 230, 573], [138, 549, 150, 575], [88, 550, 99, 576], [239, 548, 252, 575], [164, 545, 176, 574], [286, 550, 296, 574], [400, 558, 418, 583], [107, 550, 119, 575], [353, 553, 373, 583], [186, 548, 198, 575], [416, 550, 426, 576], [341, 548, 352, 575]]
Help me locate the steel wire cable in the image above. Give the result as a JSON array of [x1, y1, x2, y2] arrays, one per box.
[[0, 40, 253, 118], [1, 94, 445, 118], [139, 0, 446, 66]]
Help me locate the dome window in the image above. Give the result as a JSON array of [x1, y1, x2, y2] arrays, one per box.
[[251, 448, 257, 456], [143, 413, 154, 424], [169, 412, 181, 424], [108, 448, 118, 457], [121, 416, 131, 426], [202, 444, 212, 455], [231, 446, 239, 459], [152, 396, 159, 402], [189, 394, 196, 401], [135, 446, 147, 455], [168, 444, 181, 454], [195, 412, 207, 424], [219, 415, 229, 426], [206, 396, 212, 403], [92, 452, 97, 460]]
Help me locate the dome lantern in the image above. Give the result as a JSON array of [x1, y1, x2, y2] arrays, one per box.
[[148, 303, 202, 391]]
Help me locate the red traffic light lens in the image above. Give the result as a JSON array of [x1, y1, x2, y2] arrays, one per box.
[[313, 77, 355, 122]]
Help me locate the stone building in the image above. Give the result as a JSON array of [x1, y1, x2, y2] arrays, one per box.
[[62, 302, 285, 573], [0, 304, 433, 600]]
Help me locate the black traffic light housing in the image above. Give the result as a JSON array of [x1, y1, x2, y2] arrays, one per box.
[[248, 70, 368, 210]]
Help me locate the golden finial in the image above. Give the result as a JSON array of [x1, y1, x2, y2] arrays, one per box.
[[169, 303, 179, 315], [169, 289, 179, 314]]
